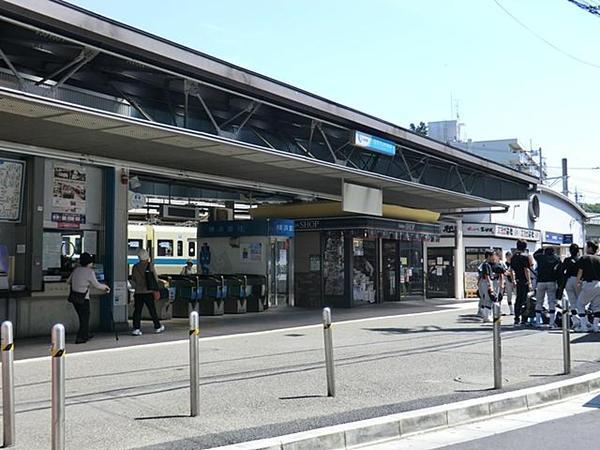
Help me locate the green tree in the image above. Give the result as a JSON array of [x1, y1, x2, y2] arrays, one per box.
[[409, 121, 428, 136], [582, 203, 600, 213]]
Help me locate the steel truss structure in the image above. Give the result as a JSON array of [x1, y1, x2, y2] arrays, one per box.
[[0, 9, 532, 202]]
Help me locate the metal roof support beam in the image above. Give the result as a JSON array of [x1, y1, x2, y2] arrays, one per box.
[[294, 140, 316, 159], [0, 46, 24, 89], [185, 80, 221, 135], [251, 128, 277, 150], [52, 49, 98, 91], [35, 47, 96, 87], [221, 101, 257, 130], [397, 148, 414, 181], [111, 84, 155, 122], [317, 122, 340, 164]]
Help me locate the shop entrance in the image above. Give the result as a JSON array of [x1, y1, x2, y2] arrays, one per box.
[[426, 247, 455, 298], [382, 239, 399, 302]]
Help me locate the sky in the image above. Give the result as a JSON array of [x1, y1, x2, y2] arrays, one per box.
[[68, 0, 600, 202]]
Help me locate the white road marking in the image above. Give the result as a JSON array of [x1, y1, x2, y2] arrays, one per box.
[[15, 301, 475, 364]]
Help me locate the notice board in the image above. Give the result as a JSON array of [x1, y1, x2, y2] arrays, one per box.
[[0, 158, 25, 222]]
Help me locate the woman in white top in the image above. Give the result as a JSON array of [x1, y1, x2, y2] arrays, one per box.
[[68, 252, 110, 344]]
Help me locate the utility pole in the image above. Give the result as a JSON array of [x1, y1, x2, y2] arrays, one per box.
[[562, 158, 569, 197], [538, 147, 544, 183]]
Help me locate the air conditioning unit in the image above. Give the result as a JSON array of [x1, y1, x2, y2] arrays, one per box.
[[161, 205, 200, 220]]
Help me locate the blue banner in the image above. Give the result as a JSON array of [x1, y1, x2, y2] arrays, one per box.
[[199, 219, 294, 237], [353, 131, 396, 156]]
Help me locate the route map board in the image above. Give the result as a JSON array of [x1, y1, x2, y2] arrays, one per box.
[[0, 158, 25, 222]]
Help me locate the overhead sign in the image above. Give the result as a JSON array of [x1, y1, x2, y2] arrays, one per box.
[[442, 223, 541, 242], [353, 131, 396, 156], [544, 232, 574, 245], [128, 191, 147, 209], [342, 182, 382, 217]]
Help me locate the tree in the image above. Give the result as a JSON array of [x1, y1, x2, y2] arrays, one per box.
[[582, 203, 600, 213], [409, 121, 428, 136]]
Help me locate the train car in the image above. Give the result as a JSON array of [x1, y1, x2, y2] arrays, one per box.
[[127, 224, 198, 275]]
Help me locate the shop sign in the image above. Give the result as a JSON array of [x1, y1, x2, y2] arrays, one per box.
[[464, 224, 495, 235], [450, 223, 541, 241], [543, 231, 563, 245], [563, 234, 574, 244], [353, 131, 396, 156]]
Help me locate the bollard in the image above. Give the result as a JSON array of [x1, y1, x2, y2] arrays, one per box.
[[1, 321, 15, 447], [50, 324, 65, 450], [322, 307, 336, 397], [562, 297, 571, 375], [189, 311, 200, 417], [492, 302, 502, 389]]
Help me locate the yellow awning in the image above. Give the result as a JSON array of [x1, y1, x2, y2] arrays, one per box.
[[251, 201, 440, 223]]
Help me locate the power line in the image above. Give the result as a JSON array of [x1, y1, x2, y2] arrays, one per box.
[[492, 0, 600, 69], [568, 0, 600, 17]]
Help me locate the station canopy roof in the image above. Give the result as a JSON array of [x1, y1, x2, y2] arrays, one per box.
[[0, 88, 506, 212]]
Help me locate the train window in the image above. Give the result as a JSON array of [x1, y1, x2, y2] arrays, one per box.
[[157, 240, 173, 257], [188, 241, 196, 257], [177, 240, 184, 257], [128, 239, 143, 256]]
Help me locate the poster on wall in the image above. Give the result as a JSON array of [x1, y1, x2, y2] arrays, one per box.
[[0, 158, 25, 222], [51, 163, 87, 227], [241, 242, 262, 263]]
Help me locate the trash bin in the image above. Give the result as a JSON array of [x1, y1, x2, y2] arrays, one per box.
[[197, 275, 225, 316], [244, 274, 267, 312], [223, 275, 247, 314]]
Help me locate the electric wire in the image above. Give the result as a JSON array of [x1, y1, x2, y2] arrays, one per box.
[[493, 0, 600, 69]]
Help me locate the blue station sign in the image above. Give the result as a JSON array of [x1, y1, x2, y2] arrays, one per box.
[[353, 131, 396, 156], [199, 219, 294, 238]]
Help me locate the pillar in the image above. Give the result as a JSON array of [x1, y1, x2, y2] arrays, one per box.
[[454, 218, 465, 300]]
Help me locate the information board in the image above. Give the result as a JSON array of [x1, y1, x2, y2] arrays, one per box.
[[0, 158, 25, 222]]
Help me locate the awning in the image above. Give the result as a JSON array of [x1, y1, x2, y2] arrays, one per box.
[[0, 88, 506, 211]]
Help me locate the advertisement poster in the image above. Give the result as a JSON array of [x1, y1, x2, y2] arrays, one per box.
[[52, 163, 87, 226], [241, 242, 262, 263], [0, 158, 25, 222]]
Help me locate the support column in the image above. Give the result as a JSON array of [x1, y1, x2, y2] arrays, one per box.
[[454, 218, 465, 301], [102, 167, 129, 331]]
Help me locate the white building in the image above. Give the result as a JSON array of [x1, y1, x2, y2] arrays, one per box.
[[426, 121, 543, 179], [424, 186, 588, 298]]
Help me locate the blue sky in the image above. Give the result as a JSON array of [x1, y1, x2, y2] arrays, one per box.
[[69, 0, 600, 201]]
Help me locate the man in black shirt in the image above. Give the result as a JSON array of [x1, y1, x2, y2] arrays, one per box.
[[559, 243, 580, 328], [504, 251, 515, 315], [510, 240, 533, 326], [534, 246, 561, 328], [575, 241, 600, 332]]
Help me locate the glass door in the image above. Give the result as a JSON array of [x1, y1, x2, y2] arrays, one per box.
[[270, 238, 290, 307], [426, 247, 455, 298], [382, 240, 399, 302]]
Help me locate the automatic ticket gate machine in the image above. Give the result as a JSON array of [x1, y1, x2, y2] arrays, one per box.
[[197, 219, 294, 308]]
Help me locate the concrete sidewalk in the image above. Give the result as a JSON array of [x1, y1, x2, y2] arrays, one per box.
[[3, 301, 600, 449]]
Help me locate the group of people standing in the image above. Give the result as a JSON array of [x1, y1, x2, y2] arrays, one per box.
[[477, 239, 600, 332]]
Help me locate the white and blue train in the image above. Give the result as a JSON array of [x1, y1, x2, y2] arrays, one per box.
[[128, 224, 198, 274]]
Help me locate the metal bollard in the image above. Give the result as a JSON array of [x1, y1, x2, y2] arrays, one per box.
[[1, 321, 15, 447], [562, 297, 571, 375], [189, 311, 200, 417], [493, 302, 502, 389], [322, 307, 335, 397], [50, 324, 65, 450]]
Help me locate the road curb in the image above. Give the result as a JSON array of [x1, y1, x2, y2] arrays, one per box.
[[208, 369, 600, 450]]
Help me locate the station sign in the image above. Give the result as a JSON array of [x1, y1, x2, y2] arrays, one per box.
[[199, 219, 294, 237], [544, 231, 574, 245], [353, 131, 396, 156], [442, 223, 541, 242]]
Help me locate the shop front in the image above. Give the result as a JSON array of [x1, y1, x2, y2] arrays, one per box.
[[294, 217, 440, 308]]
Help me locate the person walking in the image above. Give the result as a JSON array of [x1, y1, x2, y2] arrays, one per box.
[[510, 240, 533, 326], [503, 251, 515, 316], [575, 241, 600, 333], [67, 252, 110, 344], [477, 250, 496, 323], [180, 259, 196, 276], [534, 247, 561, 328], [559, 243, 581, 329], [131, 249, 165, 336]]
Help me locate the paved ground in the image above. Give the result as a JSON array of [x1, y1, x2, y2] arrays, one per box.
[[369, 391, 600, 449], [13, 298, 458, 360], [3, 300, 600, 449]]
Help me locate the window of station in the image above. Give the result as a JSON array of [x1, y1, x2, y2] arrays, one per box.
[[42, 230, 100, 279], [188, 240, 196, 257], [157, 239, 173, 257], [177, 240, 184, 257], [128, 239, 143, 256]]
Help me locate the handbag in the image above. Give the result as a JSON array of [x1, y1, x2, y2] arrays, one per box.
[[68, 287, 88, 305], [144, 262, 161, 301]]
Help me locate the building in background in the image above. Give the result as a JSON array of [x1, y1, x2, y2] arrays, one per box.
[[427, 120, 545, 179]]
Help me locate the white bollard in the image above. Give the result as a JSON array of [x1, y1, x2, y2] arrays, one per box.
[[51, 324, 65, 450], [189, 311, 200, 417], [322, 307, 336, 397], [1, 321, 15, 447]]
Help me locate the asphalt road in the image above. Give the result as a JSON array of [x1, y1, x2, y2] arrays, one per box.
[[4, 301, 600, 449]]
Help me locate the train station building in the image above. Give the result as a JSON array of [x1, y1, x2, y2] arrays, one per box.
[[0, 0, 542, 337]]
